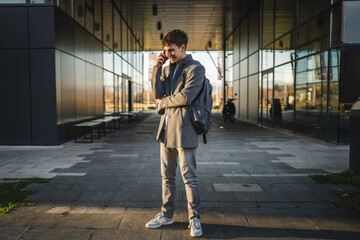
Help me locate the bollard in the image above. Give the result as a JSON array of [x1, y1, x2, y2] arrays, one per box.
[[349, 97, 360, 174]]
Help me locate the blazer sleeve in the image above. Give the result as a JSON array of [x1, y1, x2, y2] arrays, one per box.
[[151, 66, 166, 99], [159, 64, 205, 109]]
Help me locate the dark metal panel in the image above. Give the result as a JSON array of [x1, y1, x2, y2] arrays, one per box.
[[95, 66, 104, 116], [75, 24, 86, 60], [55, 50, 62, 125], [240, 77, 248, 120], [86, 63, 96, 118], [28, 6, 55, 48], [0, 49, 31, 144], [60, 52, 76, 124], [86, 33, 95, 64], [0, 7, 28, 48], [341, 46, 360, 103], [248, 74, 259, 123], [75, 58, 87, 121], [94, 39, 103, 68], [30, 49, 57, 144], [55, 8, 75, 55]]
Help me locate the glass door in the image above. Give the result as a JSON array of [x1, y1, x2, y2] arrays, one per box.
[[261, 70, 274, 126]]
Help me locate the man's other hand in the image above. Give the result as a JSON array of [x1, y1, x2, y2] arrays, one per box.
[[155, 99, 162, 105]]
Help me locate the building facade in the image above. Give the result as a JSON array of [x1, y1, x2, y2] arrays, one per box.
[[225, 0, 360, 145], [1, 0, 359, 146], [0, 0, 143, 145]]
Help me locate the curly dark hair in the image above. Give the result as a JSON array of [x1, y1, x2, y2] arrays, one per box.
[[162, 29, 188, 49]]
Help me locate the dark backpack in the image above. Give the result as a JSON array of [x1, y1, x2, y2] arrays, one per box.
[[188, 77, 213, 143]]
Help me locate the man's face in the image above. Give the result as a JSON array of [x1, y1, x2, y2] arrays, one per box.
[[164, 44, 186, 64]]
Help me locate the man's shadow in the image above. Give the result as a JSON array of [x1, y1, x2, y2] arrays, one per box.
[[160, 222, 360, 239]]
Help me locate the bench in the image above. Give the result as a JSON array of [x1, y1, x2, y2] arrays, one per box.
[[92, 118, 115, 135], [73, 121, 102, 143], [130, 111, 140, 120], [119, 112, 135, 123], [104, 116, 121, 129]]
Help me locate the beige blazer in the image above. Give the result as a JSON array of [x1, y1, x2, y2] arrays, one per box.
[[152, 54, 205, 148]]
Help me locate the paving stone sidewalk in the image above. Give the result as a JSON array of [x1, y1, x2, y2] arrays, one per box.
[[1, 111, 359, 240]]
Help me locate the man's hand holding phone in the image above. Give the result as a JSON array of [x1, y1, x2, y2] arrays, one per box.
[[155, 51, 168, 67]]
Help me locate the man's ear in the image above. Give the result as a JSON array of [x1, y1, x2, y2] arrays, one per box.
[[181, 44, 186, 52]]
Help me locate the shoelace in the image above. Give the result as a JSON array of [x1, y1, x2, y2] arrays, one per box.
[[151, 213, 163, 223], [189, 219, 201, 230]]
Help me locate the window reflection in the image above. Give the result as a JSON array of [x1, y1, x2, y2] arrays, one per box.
[[275, 33, 295, 66], [296, 11, 330, 58], [104, 71, 114, 113], [274, 63, 294, 130], [261, 44, 274, 71], [295, 52, 328, 139]]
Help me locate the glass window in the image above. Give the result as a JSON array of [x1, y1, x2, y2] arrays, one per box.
[[274, 63, 294, 130], [275, 32, 295, 66], [0, 0, 26, 3], [261, 43, 274, 71], [295, 52, 328, 139], [343, 1, 360, 44], [103, 45, 113, 71], [114, 54, 121, 75], [327, 49, 340, 144], [296, 11, 330, 58], [104, 71, 114, 113], [298, 0, 331, 26], [114, 74, 119, 113]]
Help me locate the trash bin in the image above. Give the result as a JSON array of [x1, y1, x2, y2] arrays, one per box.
[[349, 97, 360, 174], [272, 99, 282, 123]]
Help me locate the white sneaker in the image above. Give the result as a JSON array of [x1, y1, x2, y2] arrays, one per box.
[[188, 217, 203, 237], [145, 213, 174, 229]]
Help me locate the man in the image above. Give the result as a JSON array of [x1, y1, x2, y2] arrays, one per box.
[[145, 29, 204, 238]]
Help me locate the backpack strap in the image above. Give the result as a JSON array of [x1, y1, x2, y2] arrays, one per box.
[[203, 133, 207, 144]]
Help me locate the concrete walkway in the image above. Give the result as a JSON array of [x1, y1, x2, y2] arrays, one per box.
[[1, 111, 359, 240]]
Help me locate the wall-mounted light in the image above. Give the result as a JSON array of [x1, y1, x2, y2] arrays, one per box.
[[157, 21, 161, 30], [208, 41, 212, 48], [279, 40, 283, 48], [152, 4, 158, 16], [114, 43, 118, 49], [160, 33, 164, 40]]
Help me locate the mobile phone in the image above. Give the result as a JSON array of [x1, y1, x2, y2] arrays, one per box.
[[163, 51, 168, 61]]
